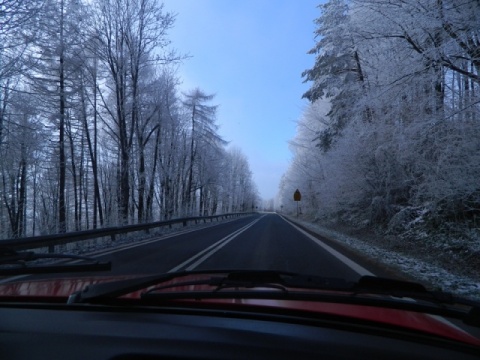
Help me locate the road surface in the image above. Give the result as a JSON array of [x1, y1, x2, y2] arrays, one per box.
[[87, 213, 374, 280], [6, 213, 480, 339]]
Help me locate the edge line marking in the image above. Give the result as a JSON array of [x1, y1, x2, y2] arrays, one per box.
[[281, 216, 374, 276]]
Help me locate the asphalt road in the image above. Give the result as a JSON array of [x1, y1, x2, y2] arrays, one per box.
[[86, 213, 374, 280], [6, 213, 480, 339]]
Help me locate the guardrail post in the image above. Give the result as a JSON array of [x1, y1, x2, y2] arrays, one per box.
[[48, 244, 55, 253], [183, 220, 187, 227], [110, 234, 116, 241]]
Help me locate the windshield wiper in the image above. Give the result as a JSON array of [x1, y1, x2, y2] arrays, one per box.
[[145, 271, 294, 294], [67, 270, 337, 303], [67, 269, 448, 304], [67, 270, 352, 304], [67, 270, 480, 327], [144, 270, 355, 294], [0, 247, 111, 275], [145, 273, 480, 327]]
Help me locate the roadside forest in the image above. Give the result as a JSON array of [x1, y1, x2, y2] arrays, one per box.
[[279, 0, 480, 252], [0, 0, 258, 239]]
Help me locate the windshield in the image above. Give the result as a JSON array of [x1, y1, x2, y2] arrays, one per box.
[[0, 0, 479, 306]]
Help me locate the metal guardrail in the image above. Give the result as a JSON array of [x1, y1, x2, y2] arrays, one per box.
[[1, 213, 255, 252]]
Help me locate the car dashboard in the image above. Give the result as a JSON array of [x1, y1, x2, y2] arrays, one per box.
[[1, 302, 479, 360]]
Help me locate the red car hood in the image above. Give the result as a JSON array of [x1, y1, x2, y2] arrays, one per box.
[[0, 273, 479, 347]]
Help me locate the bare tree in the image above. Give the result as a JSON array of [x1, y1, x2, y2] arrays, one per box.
[[93, 0, 175, 224], [182, 88, 227, 214]]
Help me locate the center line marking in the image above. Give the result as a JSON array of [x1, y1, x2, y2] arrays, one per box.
[[168, 216, 265, 272]]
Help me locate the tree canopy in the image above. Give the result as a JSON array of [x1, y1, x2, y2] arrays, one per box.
[[279, 0, 480, 235], [0, 0, 258, 239]]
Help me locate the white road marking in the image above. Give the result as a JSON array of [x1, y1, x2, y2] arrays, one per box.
[[168, 215, 265, 272], [281, 216, 374, 276], [0, 217, 252, 284], [82, 217, 246, 258]]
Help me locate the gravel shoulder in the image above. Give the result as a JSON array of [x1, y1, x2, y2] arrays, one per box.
[[285, 215, 480, 300]]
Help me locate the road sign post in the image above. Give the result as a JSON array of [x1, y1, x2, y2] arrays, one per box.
[[293, 189, 301, 217]]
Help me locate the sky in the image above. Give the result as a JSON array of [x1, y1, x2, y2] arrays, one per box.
[[162, 0, 321, 200]]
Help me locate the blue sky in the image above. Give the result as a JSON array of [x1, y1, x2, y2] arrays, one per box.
[[162, 0, 321, 200]]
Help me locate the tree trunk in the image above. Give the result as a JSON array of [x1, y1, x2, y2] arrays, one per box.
[[67, 119, 80, 231], [137, 143, 146, 223], [146, 127, 160, 221], [58, 0, 67, 233]]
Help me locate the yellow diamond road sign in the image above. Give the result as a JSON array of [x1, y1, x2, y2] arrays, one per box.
[[293, 189, 301, 202]]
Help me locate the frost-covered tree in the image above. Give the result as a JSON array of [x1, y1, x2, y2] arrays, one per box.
[[182, 88, 227, 214], [25, 0, 90, 233], [221, 147, 258, 214], [0, 91, 44, 238], [302, 0, 371, 151], [281, 0, 480, 232], [92, 0, 175, 224], [0, 0, 259, 239]]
